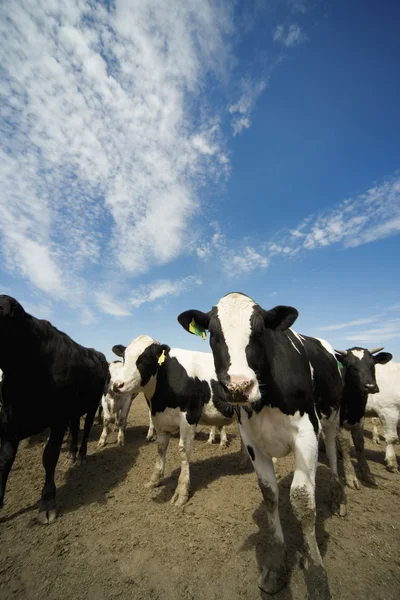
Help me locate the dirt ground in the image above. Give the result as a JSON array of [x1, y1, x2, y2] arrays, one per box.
[[0, 395, 399, 600]]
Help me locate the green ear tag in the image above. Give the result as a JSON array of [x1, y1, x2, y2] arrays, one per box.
[[337, 361, 343, 370], [189, 318, 206, 341]]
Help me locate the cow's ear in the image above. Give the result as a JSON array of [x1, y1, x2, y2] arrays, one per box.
[[112, 344, 126, 357], [373, 352, 392, 365], [262, 305, 299, 331], [154, 344, 171, 365], [177, 310, 210, 337]]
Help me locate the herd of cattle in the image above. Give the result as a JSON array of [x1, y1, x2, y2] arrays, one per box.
[[0, 293, 399, 600]]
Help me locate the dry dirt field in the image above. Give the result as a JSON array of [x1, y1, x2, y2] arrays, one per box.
[[0, 395, 399, 600]]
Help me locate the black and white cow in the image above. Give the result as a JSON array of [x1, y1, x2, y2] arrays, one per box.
[[110, 335, 248, 506], [334, 346, 394, 483], [178, 292, 345, 600], [0, 295, 109, 524], [98, 361, 138, 447]]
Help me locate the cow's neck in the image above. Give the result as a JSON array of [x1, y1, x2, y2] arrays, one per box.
[[142, 374, 157, 403]]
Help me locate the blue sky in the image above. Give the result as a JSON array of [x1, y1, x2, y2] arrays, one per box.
[[1, 0, 400, 361]]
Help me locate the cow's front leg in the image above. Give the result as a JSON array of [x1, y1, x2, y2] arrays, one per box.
[[65, 414, 79, 464], [239, 426, 287, 594], [146, 410, 156, 442], [117, 395, 135, 447], [219, 425, 228, 448], [0, 435, 19, 509], [207, 426, 216, 444], [351, 421, 377, 485], [337, 427, 361, 489], [38, 424, 67, 524], [291, 431, 331, 600], [145, 432, 170, 489], [171, 419, 195, 507], [77, 407, 96, 465], [322, 415, 347, 516]]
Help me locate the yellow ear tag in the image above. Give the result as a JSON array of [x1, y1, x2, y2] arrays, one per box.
[[158, 349, 166, 365], [189, 318, 207, 341]]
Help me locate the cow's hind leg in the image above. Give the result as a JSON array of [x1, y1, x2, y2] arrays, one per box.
[[207, 426, 216, 444], [145, 432, 170, 489], [291, 431, 331, 600], [171, 419, 195, 507], [146, 409, 156, 442], [239, 426, 287, 594], [38, 424, 67, 524], [0, 436, 19, 509], [381, 409, 399, 472], [371, 417, 381, 444], [219, 425, 228, 448], [351, 421, 377, 485]]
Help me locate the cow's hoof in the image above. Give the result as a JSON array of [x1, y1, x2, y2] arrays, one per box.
[[361, 472, 378, 487], [258, 564, 287, 595], [170, 490, 189, 507], [386, 463, 399, 473], [37, 508, 57, 525], [345, 476, 361, 490], [98, 439, 106, 448], [145, 480, 160, 490], [146, 434, 156, 442]]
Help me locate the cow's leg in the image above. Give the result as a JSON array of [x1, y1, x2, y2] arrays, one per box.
[[171, 419, 196, 507], [77, 407, 96, 465], [145, 432, 171, 489], [65, 414, 79, 464], [219, 425, 228, 449], [239, 426, 287, 594], [351, 421, 377, 485], [380, 410, 399, 472], [207, 426, 216, 444], [38, 424, 67, 524], [117, 396, 134, 447], [337, 427, 361, 489], [291, 432, 331, 600], [146, 410, 156, 442], [371, 417, 381, 444], [0, 436, 19, 509], [98, 400, 112, 447], [322, 417, 347, 516], [238, 434, 250, 469]]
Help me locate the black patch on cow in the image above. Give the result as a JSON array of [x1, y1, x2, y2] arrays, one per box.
[[247, 445, 255, 461], [142, 351, 216, 425]]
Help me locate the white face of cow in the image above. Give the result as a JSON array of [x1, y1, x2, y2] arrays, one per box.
[[177, 292, 299, 405], [215, 293, 261, 402], [111, 334, 158, 395]]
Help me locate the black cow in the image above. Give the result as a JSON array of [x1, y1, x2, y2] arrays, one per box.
[[178, 292, 345, 600], [334, 346, 393, 488], [0, 295, 109, 524]]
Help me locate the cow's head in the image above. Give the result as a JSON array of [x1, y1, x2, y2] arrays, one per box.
[[111, 334, 170, 395], [178, 292, 298, 403], [334, 346, 392, 394]]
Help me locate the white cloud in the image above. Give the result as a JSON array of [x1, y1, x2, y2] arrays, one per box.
[[95, 292, 132, 318], [0, 0, 233, 307], [222, 247, 269, 277], [318, 315, 383, 332], [343, 319, 400, 344], [131, 276, 202, 308], [228, 78, 267, 136], [273, 24, 306, 47]]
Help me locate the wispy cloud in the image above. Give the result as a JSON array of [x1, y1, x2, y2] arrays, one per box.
[[343, 319, 400, 344], [228, 78, 267, 136], [273, 24, 306, 47], [199, 174, 400, 277], [131, 276, 202, 308], [0, 0, 233, 309], [318, 315, 383, 332]]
